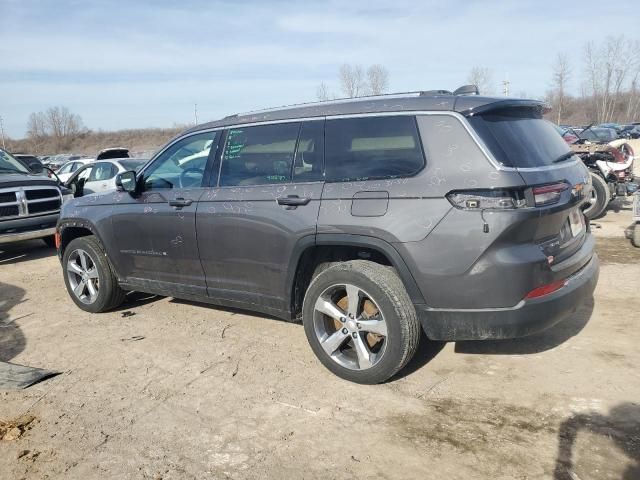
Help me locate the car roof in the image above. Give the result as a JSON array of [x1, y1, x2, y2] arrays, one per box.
[[183, 92, 546, 135]]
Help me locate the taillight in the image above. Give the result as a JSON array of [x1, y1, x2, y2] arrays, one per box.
[[531, 182, 568, 206], [524, 279, 567, 299], [446, 189, 526, 210]]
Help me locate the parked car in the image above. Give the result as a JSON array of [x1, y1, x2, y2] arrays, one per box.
[[96, 147, 130, 160], [580, 127, 618, 143], [12, 153, 47, 175], [552, 125, 579, 144], [56, 158, 94, 183], [618, 124, 640, 139], [0, 148, 72, 246], [56, 89, 599, 384], [45, 154, 80, 171], [64, 158, 146, 197]]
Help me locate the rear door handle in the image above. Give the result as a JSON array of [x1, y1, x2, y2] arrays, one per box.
[[169, 197, 193, 208], [277, 195, 311, 207]]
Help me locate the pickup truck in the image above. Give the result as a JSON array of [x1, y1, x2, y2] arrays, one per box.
[[0, 148, 71, 246]]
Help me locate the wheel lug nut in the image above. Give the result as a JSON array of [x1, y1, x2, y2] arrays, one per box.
[[342, 328, 348, 334], [340, 317, 346, 323], [352, 332, 358, 339], [357, 323, 361, 329]]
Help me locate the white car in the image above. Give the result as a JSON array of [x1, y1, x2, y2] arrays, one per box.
[[56, 158, 94, 182], [65, 158, 147, 197]]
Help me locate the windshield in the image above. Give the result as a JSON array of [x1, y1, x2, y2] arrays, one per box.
[[468, 108, 573, 168], [0, 149, 30, 173]]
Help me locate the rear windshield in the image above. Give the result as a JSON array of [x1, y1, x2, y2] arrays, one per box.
[[468, 108, 573, 168]]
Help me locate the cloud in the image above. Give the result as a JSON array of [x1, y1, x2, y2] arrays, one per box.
[[0, 0, 638, 137]]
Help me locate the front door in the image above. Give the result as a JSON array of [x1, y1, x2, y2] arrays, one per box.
[[197, 120, 325, 313], [109, 131, 220, 294]]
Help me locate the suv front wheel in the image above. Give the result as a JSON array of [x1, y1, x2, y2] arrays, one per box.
[[62, 235, 126, 313], [302, 260, 420, 384]]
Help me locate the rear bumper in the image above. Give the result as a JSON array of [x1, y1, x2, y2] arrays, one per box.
[[416, 253, 599, 340]]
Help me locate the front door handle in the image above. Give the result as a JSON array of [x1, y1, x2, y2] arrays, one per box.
[[169, 197, 193, 208], [277, 195, 311, 208]]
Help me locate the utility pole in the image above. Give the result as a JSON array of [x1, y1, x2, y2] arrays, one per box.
[[502, 76, 510, 97], [0, 115, 6, 150], [194, 104, 198, 125]]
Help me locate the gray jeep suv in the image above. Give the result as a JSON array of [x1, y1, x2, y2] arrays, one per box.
[[56, 89, 599, 384]]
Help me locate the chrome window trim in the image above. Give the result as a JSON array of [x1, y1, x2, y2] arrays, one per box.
[[139, 110, 578, 177]]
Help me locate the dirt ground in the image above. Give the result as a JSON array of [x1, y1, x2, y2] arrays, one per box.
[[1, 198, 639, 480]]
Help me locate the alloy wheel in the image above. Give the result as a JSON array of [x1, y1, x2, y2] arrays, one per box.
[[66, 248, 100, 304], [312, 283, 388, 370]]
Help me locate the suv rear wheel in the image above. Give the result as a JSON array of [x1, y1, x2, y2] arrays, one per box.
[[62, 236, 126, 313], [302, 260, 420, 384]]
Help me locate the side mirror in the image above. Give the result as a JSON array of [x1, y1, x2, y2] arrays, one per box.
[[116, 170, 137, 193], [29, 163, 44, 174]]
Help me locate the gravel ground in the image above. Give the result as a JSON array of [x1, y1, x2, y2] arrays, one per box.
[[1, 198, 639, 480]]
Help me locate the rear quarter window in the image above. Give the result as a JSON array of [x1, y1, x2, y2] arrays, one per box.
[[468, 108, 573, 168], [324, 116, 425, 182]]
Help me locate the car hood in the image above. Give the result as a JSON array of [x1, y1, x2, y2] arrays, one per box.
[[0, 172, 60, 188]]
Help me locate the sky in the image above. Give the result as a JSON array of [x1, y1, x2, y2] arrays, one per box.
[[0, 0, 638, 138]]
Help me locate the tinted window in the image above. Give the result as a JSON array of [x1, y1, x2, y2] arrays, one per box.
[[144, 132, 218, 190], [293, 121, 324, 182], [468, 108, 573, 167], [324, 116, 424, 182], [220, 123, 300, 186]]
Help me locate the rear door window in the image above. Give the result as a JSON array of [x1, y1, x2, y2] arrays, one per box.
[[324, 116, 425, 182], [220, 123, 300, 186], [468, 108, 574, 168]]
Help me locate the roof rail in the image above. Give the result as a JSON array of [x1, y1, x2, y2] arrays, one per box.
[[227, 85, 480, 119], [230, 90, 429, 118]]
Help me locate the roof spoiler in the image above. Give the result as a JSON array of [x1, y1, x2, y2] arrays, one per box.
[[459, 99, 548, 117], [452, 85, 479, 96]]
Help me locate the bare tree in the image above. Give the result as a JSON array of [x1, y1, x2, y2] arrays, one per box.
[[316, 63, 391, 100], [367, 64, 390, 95], [467, 66, 495, 95], [584, 36, 639, 123], [339, 64, 366, 98], [26, 106, 85, 151], [316, 82, 330, 101], [552, 54, 572, 124]]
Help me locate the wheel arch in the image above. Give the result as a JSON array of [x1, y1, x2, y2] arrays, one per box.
[[58, 219, 107, 259], [287, 234, 425, 319]]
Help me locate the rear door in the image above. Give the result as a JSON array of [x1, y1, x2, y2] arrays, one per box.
[[197, 120, 324, 313]]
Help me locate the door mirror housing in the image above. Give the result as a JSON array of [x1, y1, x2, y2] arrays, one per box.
[[29, 163, 44, 174], [116, 170, 137, 193]]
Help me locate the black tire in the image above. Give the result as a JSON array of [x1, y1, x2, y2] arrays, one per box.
[[42, 235, 56, 248], [302, 260, 420, 384], [62, 235, 126, 313], [633, 224, 640, 248], [584, 172, 609, 220]]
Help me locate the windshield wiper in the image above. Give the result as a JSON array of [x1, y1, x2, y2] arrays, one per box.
[[552, 152, 577, 164]]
